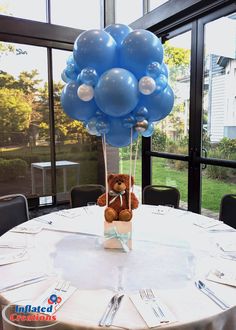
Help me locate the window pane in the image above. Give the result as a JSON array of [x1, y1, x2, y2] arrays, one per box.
[[51, 0, 101, 29], [0, 0, 46, 22], [152, 31, 191, 155], [0, 43, 50, 199], [115, 0, 143, 25], [203, 13, 236, 160], [152, 158, 188, 209], [202, 165, 236, 218], [52, 49, 102, 202], [149, 0, 168, 11]]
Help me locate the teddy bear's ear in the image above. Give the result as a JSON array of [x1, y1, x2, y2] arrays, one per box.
[[107, 173, 115, 181]]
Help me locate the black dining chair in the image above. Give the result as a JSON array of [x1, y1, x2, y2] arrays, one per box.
[[219, 194, 236, 229], [143, 185, 180, 209], [70, 184, 105, 208], [0, 194, 29, 236]]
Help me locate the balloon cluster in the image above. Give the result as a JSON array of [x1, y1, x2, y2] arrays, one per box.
[[61, 24, 174, 147]]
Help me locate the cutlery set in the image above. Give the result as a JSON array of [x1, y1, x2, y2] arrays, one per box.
[[0, 274, 49, 293], [139, 289, 169, 323], [195, 280, 230, 310], [99, 294, 124, 327]]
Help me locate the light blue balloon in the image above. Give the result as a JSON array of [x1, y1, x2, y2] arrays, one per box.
[[66, 54, 75, 66], [146, 62, 162, 79], [96, 116, 110, 134], [140, 84, 174, 121], [133, 106, 149, 121], [120, 30, 163, 79], [86, 117, 101, 136], [142, 122, 154, 137], [61, 81, 97, 121], [106, 117, 138, 147], [61, 69, 70, 83], [80, 67, 98, 86], [65, 63, 78, 81], [104, 24, 132, 47], [94, 68, 139, 117], [161, 63, 169, 78], [156, 74, 168, 94], [122, 115, 136, 128], [73, 29, 117, 75]]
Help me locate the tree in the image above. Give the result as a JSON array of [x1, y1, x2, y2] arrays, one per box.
[[0, 88, 32, 144]]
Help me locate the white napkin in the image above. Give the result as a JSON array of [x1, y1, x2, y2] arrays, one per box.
[[10, 221, 43, 234], [33, 280, 77, 315], [218, 242, 236, 252], [0, 272, 48, 292], [0, 237, 27, 249], [0, 249, 28, 266], [150, 205, 173, 216], [207, 269, 236, 287], [129, 292, 177, 328], [192, 214, 221, 228]]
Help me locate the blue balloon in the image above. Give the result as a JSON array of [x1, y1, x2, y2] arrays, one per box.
[[61, 81, 97, 121], [94, 68, 139, 117], [96, 116, 110, 134], [73, 30, 117, 75], [66, 54, 75, 66], [80, 67, 98, 86], [86, 117, 101, 136], [140, 84, 174, 121], [142, 122, 154, 137], [120, 30, 163, 79], [146, 62, 162, 79], [156, 74, 168, 94], [104, 24, 132, 47], [106, 117, 138, 147], [123, 115, 136, 128]]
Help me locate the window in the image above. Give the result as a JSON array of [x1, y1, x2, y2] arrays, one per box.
[[115, 0, 143, 25]]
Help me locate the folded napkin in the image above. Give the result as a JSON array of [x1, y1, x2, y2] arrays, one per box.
[[0, 237, 27, 249], [207, 269, 236, 287], [0, 272, 48, 292], [33, 280, 77, 315], [151, 205, 173, 216], [0, 249, 28, 266], [218, 241, 236, 253], [10, 221, 43, 234], [191, 214, 221, 228], [129, 292, 177, 328]]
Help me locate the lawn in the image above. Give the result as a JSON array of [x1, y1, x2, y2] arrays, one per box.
[[121, 158, 236, 213]]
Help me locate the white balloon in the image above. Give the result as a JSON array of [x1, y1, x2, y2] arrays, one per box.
[[77, 84, 94, 101], [139, 76, 156, 95]]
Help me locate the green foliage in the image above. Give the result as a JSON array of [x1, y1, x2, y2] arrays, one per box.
[[218, 138, 236, 159], [152, 127, 167, 151], [0, 158, 27, 182], [0, 88, 32, 133]]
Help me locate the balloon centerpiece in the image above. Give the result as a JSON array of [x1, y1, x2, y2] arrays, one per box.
[[61, 24, 174, 251], [61, 23, 174, 147]]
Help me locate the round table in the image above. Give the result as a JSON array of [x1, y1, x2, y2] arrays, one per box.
[[0, 205, 236, 330]]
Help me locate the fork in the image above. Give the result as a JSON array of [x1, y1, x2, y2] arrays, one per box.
[[140, 289, 169, 323]]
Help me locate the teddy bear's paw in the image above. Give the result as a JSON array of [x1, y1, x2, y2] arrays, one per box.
[[119, 209, 133, 222], [105, 207, 118, 223]]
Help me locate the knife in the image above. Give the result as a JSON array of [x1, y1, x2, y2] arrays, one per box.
[[99, 294, 118, 327], [105, 294, 124, 327], [195, 280, 230, 310]]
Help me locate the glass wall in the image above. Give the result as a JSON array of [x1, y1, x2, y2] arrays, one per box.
[[115, 0, 143, 25], [0, 42, 50, 198], [152, 31, 191, 155], [0, 0, 46, 22], [149, 0, 169, 11], [50, 0, 101, 29], [201, 12, 236, 216]]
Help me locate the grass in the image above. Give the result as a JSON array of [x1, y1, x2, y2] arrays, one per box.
[[121, 158, 236, 213]]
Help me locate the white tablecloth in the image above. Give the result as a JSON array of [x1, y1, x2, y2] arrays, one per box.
[[0, 205, 236, 330]]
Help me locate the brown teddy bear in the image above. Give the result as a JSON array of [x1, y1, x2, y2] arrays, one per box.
[[97, 173, 139, 222]]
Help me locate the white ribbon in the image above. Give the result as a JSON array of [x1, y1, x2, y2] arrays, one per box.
[[109, 190, 126, 207]]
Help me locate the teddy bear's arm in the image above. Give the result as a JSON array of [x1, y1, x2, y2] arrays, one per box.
[[131, 192, 139, 209], [97, 193, 107, 206]]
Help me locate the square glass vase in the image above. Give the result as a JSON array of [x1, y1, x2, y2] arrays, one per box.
[[104, 220, 132, 251]]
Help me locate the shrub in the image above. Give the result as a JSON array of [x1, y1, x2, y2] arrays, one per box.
[[218, 137, 236, 159], [205, 164, 229, 180], [152, 128, 167, 151], [0, 158, 27, 182]]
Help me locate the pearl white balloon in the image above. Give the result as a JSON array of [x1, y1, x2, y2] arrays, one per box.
[[77, 84, 94, 101], [139, 76, 156, 95]]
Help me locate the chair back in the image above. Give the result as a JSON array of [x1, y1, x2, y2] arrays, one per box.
[[143, 185, 180, 208], [0, 194, 29, 236], [219, 194, 236, 229], [70, 184, 105, 208]]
